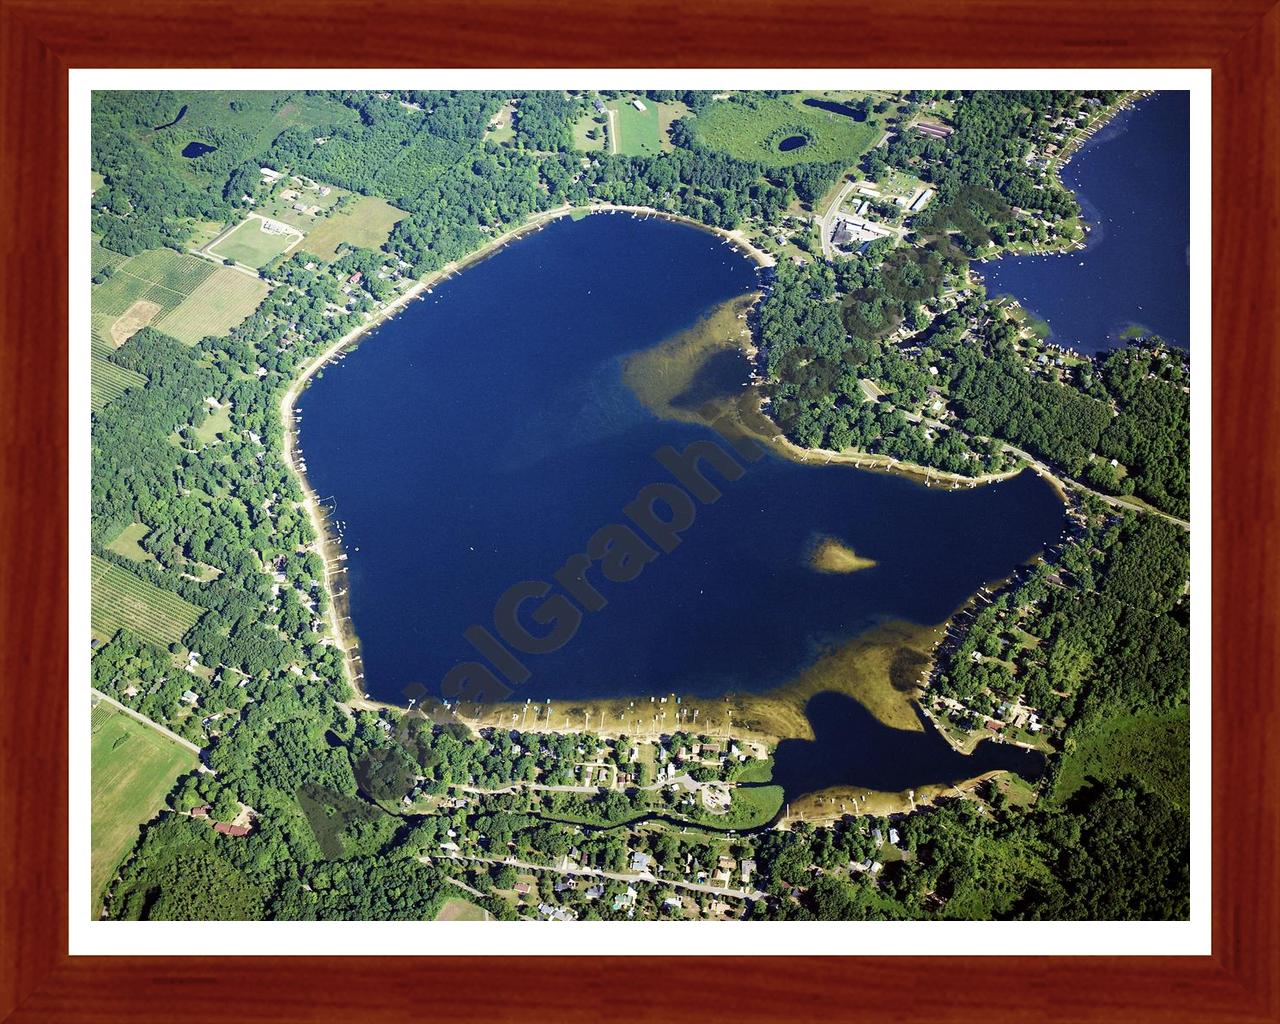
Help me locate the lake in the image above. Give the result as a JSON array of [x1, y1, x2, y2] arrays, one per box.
[[298, 213, 1064, 792], [979, 90, 1190, 354], [771, 692, 1044, 802]]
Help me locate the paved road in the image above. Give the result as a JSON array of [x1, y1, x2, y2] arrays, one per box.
[[91, 687, 202, 755], [818, 178, 858, 259], [433, 852, 763, 902]]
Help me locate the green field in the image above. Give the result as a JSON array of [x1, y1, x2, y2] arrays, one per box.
[[91, 356, 147, 412], [1051, 709, 1191, 809], [90, 554, 203, 646], [209, 217, 301, 269], [154, 269, 268, 346], [91, 699, 196, 915], [609, 98, 662, 157], [105, 522, 156, 563], [192, 402, 233, 445], [300, 196, 407, 261], [572, 111, 607, 152], [692, 93, 882, 167]]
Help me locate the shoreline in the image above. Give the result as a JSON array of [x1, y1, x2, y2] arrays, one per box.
[[280, 202, 775, 701]]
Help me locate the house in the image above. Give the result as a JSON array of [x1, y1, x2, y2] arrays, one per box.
[[740, 858, 756, 884], [662, 896, 682, 910], [181, 689, 199, 705], [347, 272, 363, 285], [593, 98, 605, 113], [888, 828, 900, 846], [632, 98, 647, 112], [513, 881, 532, 896], [612, 887, 638, 911], [259, 167, 283, 183], [213, 822, 250, 837], [873, 828, 884, 847], [630, 851, 651, 873], [438, 841, 460, 852], [584, 885, 605, 900], [190, 805, 210, 818]]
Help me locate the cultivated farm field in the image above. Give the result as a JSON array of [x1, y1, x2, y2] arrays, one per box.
[[90, 554, 203, 647], [92, 248, 215, 344], [91, 356, 147, 412], [91, 698, 196, 915], [154, 269, 268, 345]]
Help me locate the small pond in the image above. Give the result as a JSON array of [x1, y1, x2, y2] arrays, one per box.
[[181, 141, 217, 158], [778, 135, 808, 152]]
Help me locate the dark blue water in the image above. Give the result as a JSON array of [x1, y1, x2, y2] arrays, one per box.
[[778, 135, 808, 152], [299, 214, 1066, 708], [772, 692, 1044, 800], [182, 141, 217, 158], [980, 91, 1190, 353]]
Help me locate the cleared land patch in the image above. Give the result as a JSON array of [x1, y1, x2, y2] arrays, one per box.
[[105, 522, 156, 564], [435, 897, 490, 921], [110, 299, 163, 345], [91, 357, 147, 413], [91, 698, 196, 915], [608, 98, 662, 157], [209, 215, 303, 269], [90, 554, 203, 646], [192, 402, 233, 445], [300, 196, 407, 261], [693, 94, 881, 167], [154, 269, 267, 345]]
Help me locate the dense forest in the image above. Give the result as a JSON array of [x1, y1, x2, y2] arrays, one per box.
[[92, 88, 1191, 923]]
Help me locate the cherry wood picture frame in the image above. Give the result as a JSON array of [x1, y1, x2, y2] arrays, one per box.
[[2, 1, 1276, 1020]]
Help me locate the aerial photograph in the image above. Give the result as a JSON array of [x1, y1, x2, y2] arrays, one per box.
[[89, 86, 1191, 923]]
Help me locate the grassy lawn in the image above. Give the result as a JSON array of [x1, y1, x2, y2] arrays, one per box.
[[91, 699, 196, 916], [105, 522, 156, 563], [872, 167, 927, 200], [91, 357, 147, 413], [192, 403, 233, 445], [300, 196, 407, 261], [90, 554, 203, 647], [608, 97, 662, 157], [731, 757, 775, 784], [209, 217, 301, 269], [154, 268, 268, 346], [435, 897, 490, 921], [572, 111, 607, 152], [692, 93, 882, 168]]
